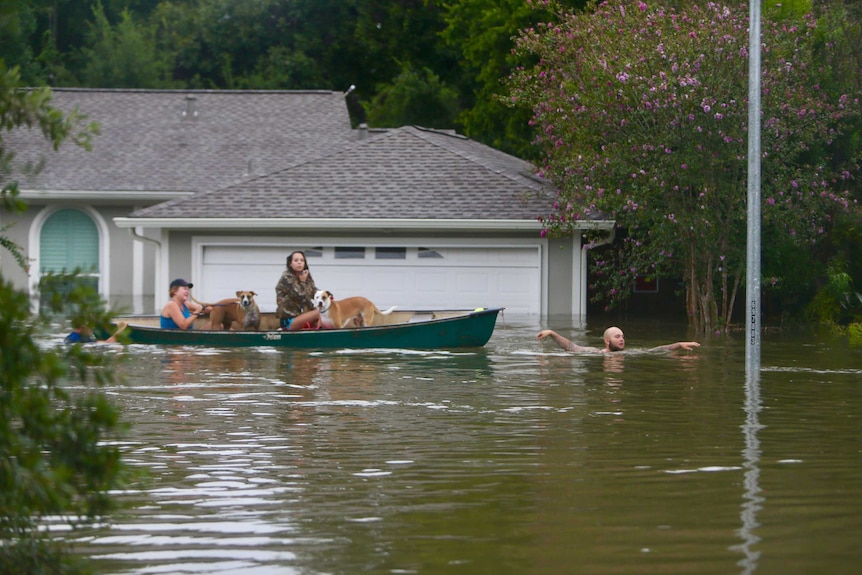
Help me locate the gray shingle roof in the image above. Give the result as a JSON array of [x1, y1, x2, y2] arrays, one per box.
[[130, 125, 555, 220], [5, 88, 355, 192]]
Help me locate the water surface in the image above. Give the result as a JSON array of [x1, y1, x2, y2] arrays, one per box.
[[68, 316, 862, 574]]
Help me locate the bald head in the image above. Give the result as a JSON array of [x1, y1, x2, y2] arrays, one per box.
[[603, 326, 625, 352]]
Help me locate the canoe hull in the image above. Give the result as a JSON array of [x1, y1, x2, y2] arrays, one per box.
[[113, 308, 502, 349]]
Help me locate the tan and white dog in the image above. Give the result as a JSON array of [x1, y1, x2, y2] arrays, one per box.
[[206, 290, 261, 331], [312, 290, 396, 329]]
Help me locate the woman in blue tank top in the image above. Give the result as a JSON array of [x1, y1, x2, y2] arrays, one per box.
[[160, 278, 209, 329]]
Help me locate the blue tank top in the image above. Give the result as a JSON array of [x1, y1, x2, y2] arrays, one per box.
[[161, 303, 193, 329]]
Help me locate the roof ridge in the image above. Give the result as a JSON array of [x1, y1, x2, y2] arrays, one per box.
[[221, 125, 550, 194], [397, 126, 547, 188], [43, 87, 341, 95]]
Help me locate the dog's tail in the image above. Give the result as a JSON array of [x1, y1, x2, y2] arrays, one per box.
[[189, 294, 236, 308], [380, 306, 397, 315]]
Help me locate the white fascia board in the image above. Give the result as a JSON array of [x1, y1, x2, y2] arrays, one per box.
[[19, 190, 193, 202], [113, 217, 615, 232]]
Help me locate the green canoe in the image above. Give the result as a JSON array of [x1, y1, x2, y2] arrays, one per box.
[[111, 308, 502, 349]]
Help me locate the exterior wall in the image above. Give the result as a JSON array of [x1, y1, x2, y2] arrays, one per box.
[[139, 228, 584, 317], [0, 204, 32, 292], [3, 206, 587, 317], [546, 237, 576, 318], [0, 202, 160, 312], [126, 223, 159, 314]]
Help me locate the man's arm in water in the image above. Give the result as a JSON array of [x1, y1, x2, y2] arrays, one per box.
[[536, 329, 603, 353], [647, 341, 701, 352]]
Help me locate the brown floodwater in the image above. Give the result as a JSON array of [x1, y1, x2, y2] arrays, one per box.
[[59, 315, 862, 574]]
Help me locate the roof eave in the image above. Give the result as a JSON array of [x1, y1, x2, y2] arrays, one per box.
[[19, 190, 194, 202], [113, 217, 615, 232]]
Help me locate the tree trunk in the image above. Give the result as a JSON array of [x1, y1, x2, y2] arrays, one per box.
[[686, 250, 700, 332]]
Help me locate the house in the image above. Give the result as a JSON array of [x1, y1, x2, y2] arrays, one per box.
[[2, 88, 612, 317]]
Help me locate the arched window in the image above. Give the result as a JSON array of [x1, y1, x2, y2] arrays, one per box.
[[39, 208, 101, 297]]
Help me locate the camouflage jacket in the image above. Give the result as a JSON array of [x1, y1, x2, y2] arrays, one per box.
[[275, 270, 317, 319]]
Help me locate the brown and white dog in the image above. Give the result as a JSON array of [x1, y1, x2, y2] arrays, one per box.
[[312, 290, 396, 329], [206, 290, 261, 331]]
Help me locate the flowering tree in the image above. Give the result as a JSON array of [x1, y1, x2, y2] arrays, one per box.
[[507, 0, 860, 332]]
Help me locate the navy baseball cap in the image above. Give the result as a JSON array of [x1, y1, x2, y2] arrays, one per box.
[[170, 278, 193, 288]]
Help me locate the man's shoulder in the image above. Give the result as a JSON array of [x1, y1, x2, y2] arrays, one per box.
[[570, 344, 603, 353]]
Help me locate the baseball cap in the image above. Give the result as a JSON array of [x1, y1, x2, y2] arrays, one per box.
[[170, 278, 193, 289]]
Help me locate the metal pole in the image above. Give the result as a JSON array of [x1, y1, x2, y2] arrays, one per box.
[[745, 0, 762, 375]]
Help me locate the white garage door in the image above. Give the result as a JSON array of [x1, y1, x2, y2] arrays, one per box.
[[198, 244, 541, 315]]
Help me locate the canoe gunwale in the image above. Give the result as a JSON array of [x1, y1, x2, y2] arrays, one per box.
[[111, 308, 503, 349]]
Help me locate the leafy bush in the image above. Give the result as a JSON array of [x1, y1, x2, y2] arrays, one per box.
[[1, 274, 127, 575]]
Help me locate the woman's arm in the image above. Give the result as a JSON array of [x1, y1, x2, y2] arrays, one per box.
[[164, 301, 197, 330]]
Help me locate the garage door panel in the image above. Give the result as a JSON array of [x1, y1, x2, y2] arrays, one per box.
[[413, 271, 447, 293], [314, 269, 368, 292], [500, 274, 533, 295], [375, 270, 409, 291], [457, 271, 489, 293], [444, 248, 535, 267], [203, 246, 286, 266], [200, 264, 282, 306], [200, 244, 541, 314]]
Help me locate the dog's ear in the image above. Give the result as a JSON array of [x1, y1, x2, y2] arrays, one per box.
[[251, 291, 256, 296], [236, 290, 242, 297], [327, 291, 334, 299]]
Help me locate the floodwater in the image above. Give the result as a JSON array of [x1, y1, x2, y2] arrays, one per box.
[[65, 315, 861, 575]]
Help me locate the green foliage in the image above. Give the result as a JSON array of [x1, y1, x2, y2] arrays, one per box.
[[364, 65, 460, 129], [440, 0, 588, 158], [0, 0, 43, 83], [236, 45, 326, 90], [79, 2, 173, 88], [807, 261, 862, 325], [1, 61, 100, 271], [0, 273, 128, 575], [0, 63, 97, 152], [150, 0, 369, 90], [2, 0, 860, 324], [507, 0, 861, 332], [2, 39, 124, 574]]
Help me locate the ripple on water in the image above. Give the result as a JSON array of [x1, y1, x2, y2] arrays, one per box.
[[71, 321, 862, 575]]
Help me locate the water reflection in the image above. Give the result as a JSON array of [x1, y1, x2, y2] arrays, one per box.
[[70, 321, 862, 575], [735, 371, 764, 574], [602, 353, 625, 386]]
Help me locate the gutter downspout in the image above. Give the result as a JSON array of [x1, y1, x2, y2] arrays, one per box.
[[128, 227, 161, 313], [579, 227, 616, 317]]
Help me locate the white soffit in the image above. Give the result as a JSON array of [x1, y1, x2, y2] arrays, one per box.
[[112, 217, 614, 232]]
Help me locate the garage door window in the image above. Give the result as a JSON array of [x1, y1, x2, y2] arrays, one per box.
[[335, 247, 365, 259], [375, 247, 406, 260], [418, 248, 444, 259]]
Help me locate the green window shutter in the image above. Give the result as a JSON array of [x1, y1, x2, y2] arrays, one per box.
[[40, 209, 100, 273]]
